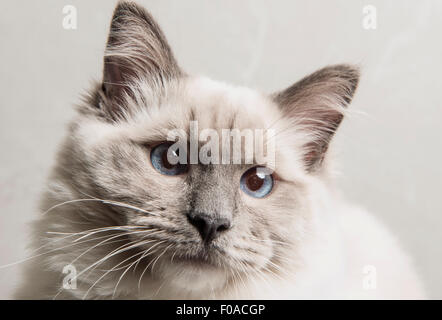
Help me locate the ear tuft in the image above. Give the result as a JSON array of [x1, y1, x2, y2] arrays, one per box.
[[102, 1, 181, 119], [273, 64, 360, 171]]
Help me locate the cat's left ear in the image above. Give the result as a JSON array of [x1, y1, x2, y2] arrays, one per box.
[[272, 64, 359, 172], [101, 2, 182, 118]]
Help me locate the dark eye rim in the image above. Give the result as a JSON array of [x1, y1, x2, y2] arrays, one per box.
[[149, 141, 189, 176], [240, 166, 276, 199]]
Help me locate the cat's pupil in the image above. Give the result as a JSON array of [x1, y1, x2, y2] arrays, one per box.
[[246, 171, 265, 191]]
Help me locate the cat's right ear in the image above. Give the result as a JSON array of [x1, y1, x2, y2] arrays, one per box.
[[101, 1, 181, 118]]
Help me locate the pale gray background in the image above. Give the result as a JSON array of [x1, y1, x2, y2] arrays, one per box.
[[1, 0, 441, 299]]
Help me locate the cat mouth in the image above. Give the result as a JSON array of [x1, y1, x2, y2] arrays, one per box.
[[173, 256, 214, 268], [171, 247, 225, 269]]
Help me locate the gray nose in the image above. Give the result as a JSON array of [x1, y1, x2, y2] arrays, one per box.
[[186, 211, 231, 243]]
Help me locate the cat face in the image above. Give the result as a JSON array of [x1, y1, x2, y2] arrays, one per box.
[[56, 2, 358, 294], [71, 76, 313, 291]]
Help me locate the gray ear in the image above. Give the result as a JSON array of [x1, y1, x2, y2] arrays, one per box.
[[102, 1, 181, 118], [273, 64, 359, 171]]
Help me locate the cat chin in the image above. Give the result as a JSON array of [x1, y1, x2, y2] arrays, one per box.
[[156, 260, 229, 293]]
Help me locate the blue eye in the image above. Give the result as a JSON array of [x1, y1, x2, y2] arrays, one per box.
[[150, 143, 188, 175], [240, 167, 274, 198]]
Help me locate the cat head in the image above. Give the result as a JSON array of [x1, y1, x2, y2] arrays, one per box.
[[60, 1, 359, 294]]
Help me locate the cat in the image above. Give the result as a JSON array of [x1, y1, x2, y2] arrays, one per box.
[[15, 1, 425, 299]]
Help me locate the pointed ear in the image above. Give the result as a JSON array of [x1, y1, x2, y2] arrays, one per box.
[[102, 1, 181, 118], [273, 64, 359, 171]]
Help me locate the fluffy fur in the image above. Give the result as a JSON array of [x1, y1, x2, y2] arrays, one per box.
[[15, 1, 425, 299]]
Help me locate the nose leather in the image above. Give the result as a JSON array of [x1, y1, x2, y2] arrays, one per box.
[[186, 211, 231, 243]]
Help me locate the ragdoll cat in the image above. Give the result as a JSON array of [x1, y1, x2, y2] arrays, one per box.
[[15, 1, 424, 299]]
